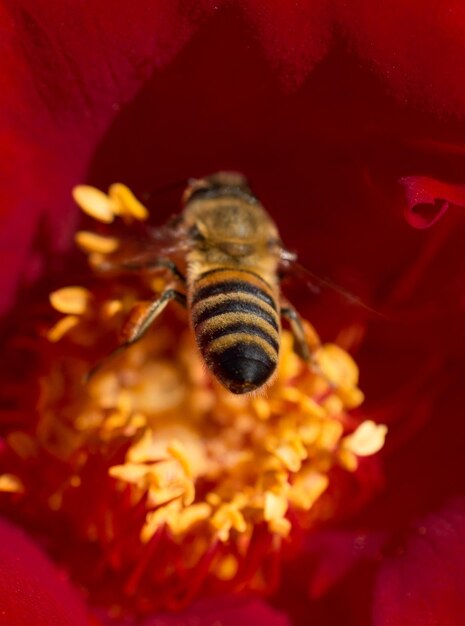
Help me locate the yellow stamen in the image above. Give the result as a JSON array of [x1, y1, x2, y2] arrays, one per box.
[[167, 440, 193, 478], [19, 182, 389, 611], [315, 344, 359, 389], [269, 518, 291, 537], [343, 420, 388, 456], [49, 287, 92, 315], [46, 315, 80, 342], [212, 504, 247, 542], [0, 474, 24, 493], [109, 183, 149, 221], [215, 554, 239, 580], [264, 490, 288, 522], [75, 231, 120, 254], [72, 185, 117, 223], [102, 300, 124, 318], [288, 469, 329, 510]]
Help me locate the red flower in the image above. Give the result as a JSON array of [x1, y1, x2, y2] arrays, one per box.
[[1, 2, 465, 625]]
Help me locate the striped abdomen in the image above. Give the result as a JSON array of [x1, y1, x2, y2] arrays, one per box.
[[190, 268, 280, 394]]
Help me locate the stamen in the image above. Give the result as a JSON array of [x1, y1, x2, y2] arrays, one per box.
[[0, 181, 388, 615], [72, 185, 117, 223], [75, 231, 120, 254], [49, 287, 92, 314], [109, 183, 149, 221], [46, 314, 80, 342], [343, 420, 388, 456], [0, 474, 24, 493]]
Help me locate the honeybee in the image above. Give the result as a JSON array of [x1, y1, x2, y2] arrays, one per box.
[[101, 172, 314, 394]]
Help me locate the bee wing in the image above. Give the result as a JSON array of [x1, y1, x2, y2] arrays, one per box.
[[279, 251, 386, 318], [91, 216, 190, 276]]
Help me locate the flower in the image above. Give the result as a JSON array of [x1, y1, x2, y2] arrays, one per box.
[[1, 2, 465, 625], [1, 183, 386, 620]]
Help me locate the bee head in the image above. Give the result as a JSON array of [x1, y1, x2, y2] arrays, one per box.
[[182, 172, 256, 205], [182, 172, 281, 260]]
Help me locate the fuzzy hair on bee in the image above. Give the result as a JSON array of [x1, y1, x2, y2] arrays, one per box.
[[94, 172, 314, 394]]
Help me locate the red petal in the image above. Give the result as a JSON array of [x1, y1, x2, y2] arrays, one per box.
[[0, 1, 214, 313], [241, 0, 332, 88], [338, 0, 465, 115], [373, 498, 465, 626], [0, 517, 88, 626], [400, 176, 465, 228], [305, 531, 385, 599]]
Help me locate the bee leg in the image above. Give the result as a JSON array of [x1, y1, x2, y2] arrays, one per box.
[[84, 289, 186, 382], [280, 305, 311, 362], [119, 289, 187, 345], [122, 258, 186, 283], [281, 304, 336, 387], [96, 257, 186, 283]]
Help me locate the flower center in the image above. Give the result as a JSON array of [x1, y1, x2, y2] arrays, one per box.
[[0, 184, 386, 616]]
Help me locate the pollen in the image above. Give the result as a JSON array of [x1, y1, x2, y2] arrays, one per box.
[[46, 314, 80, 342], [72, 185, 117, 223], [0, 183, 388, 616], [0, 474, 24, 493], [49, 286, 92, 314], [109, 183, 149, 221], [75, 231, 120, 254], [343, 420, 388, 457]]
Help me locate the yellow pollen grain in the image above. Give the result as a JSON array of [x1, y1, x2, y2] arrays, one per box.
[[46, 315, 80, 342], [315, 344, 359, 389], [343, 420, 387, 456], [269, 518, 291, 537], [116, 390, 133, 417], [141, 501, 179, 542], [0, 474, 24, 493], [215, 554, 239, 580], [104, 411, 129, 431], [181, 481, 196, 506], [316, 420, 344, 450], [289, 470, 329, 510], [147, 485, 186, 508], [109, 463, 148, 486], [50, 287, 91, 315], [150, 277, 167, 293], [75, 231, 120, 254], [264, 491, 288, 522], [173, 503, 211, 535], [273, 444, 303, 472], [338, 448, 358, 471], [280, 387, 303, 403], [299, 397, 326, 418], [167, 440, 192, 477], [338, 386, 365, 409], [127, 412, 147, 431], [109, 183, 149, 221], [212, 504, 247, 542], [252, 397, 271, 420], [102, 299, 123, 318], [72, 185, 117, 223], [269, 434, 307, 472]]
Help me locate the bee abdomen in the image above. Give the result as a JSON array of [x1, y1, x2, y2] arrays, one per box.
[[191, 269, 280, 394]]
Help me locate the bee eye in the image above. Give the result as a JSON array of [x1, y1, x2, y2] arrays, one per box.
[[189, 224, 206, 241], [267, 238, 281, 250]]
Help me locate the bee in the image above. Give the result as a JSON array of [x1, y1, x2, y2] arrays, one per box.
[[101, 172, 314, 394]]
